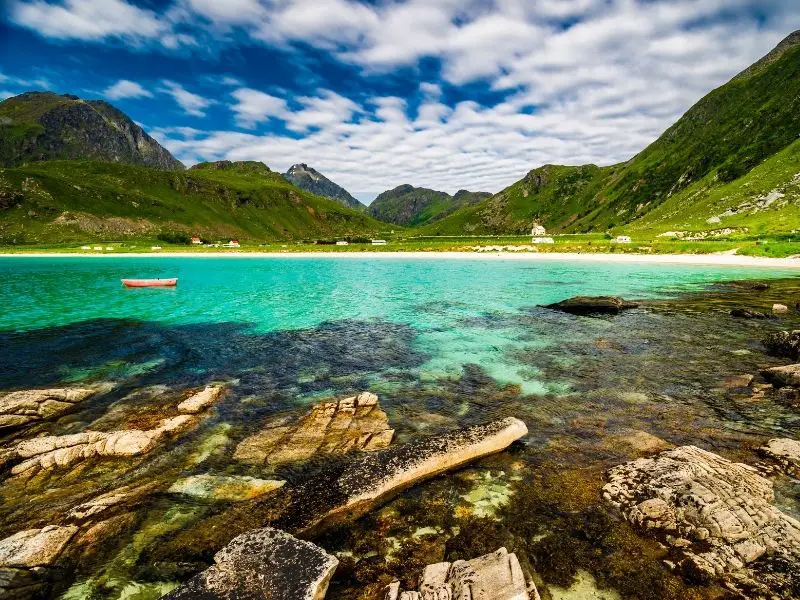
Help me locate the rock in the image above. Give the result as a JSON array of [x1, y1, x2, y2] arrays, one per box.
[[721, 373, 755, 389], [761, 363, 800, 387], [234, 392, 394, 467], [763, 330, 800, 360], [613, 430, 672, 454], [0, 388, 95, 430], [604, 445, 800, 597], [773, 303, 790, 314], [2, 415, 200, 477], [759, 438, 800, 475], [385, 547, 534, 600], [278, 417, 528, 536], [67, 483, 158, 523], [163, 527, 338, 600], [730, 308, 772, 319], [177, 385, 226, 414], [544, 296, 639, 315], [168, 475, 285, 502], [0, 526, 77, 568]]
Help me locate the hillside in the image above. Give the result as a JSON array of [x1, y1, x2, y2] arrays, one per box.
[[0, 159, 382, 245], [368, 184, 491, 226], [0, 92, 183, 170], [283, 163, 364, 210], [428, 30, 800, 236]]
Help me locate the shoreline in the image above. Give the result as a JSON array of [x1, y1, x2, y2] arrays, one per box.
[[1, 250, 800, 268]]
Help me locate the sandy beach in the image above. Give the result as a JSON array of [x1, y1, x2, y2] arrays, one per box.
[[2, 250, 800, 268]]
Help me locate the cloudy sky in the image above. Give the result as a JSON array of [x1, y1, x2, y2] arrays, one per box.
[[2, 0, 799, 202]]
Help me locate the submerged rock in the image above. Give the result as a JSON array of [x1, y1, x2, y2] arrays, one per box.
[[761, 363, 800, 387], [730, 308, 773, 319], [544, 296, 639, 315], [163, 527, 338, 600], [234, 392, 394, 467], [763, 330, 800, 360], [280, 417, 528, 535], [0, 525, 78, 599], [0, 388, 96, 430], [168, 475, 285, 502], [385, 547, 535, 600], [759, 438, 800, 476], [603, 445, 800, 598], [177, 385, 226, 414], [67, 483, 159, 523], [1, 415, 197, 477]]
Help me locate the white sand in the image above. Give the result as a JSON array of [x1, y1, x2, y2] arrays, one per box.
[[1, 251, 799, 268]]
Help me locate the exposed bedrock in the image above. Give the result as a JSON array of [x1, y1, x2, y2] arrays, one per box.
[[0, 387, 98, 430], [543, 296, 639, 315], [384, 546, 537, 600], [163, 527, 338, 600], [603, 445, 800, 598], [234, 392, 394, 467], [759, 438, 800, 476], [0, 525, 78, 598]]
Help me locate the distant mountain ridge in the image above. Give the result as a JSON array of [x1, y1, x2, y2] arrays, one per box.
[[368, 184, 491, 226], [0, 92, 183, 170], [425, 29, 800, 236], [283, 163, 364, 210]]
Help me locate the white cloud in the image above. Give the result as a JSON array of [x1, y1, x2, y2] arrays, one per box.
[[230, 87, 289, 128], [104, 79, 153, 100], [160, 80, 214, 117]]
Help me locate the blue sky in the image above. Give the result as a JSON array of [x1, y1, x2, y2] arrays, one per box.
[[1, 0, 799, 203]]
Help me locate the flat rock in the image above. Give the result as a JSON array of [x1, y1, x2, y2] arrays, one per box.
[[163, 527, 338, 600], [721, 374, 755, 389], [603, 445, 800, 598], [67, 483, 159, 523], [168, 475, 285, 502], [385, 547, 535, 600], [0, 526, 77, 568], [759, 438, 800, 475], [2, 415, 199, 477], [763, 330, 800, 360], [761, 363, 800, 387], [177, 385, 226, 414], [278, 417, 528, 536], [234, 392, 394, 467], [544, 296, 639, 315], [0, 388, 95, 430]]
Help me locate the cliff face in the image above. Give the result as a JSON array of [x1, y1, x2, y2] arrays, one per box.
[[0, 92, 184, 170], [284, 163, 364, 210]]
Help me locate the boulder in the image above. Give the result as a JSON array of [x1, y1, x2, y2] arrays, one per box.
[[759, 438, 800, 475], [773, 303, 790, 314], [385, 547, 535, 600], [234, 392, 394, 467], [177, 385, 226, 414], [761, 363, 800, 387], [763, 330, 800, 360], [603, 445, 800, 597], [168, 475, 285, 502], [730, 308, 772, 319], [543, 296, 639, 315], [0, 388, 95, 430], [2, 415, 199, 477], [278, 417, 528, 536], [163, 527, 338, 600]]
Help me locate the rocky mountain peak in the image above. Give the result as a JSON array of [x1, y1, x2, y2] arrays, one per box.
[[283, 163, 363, 210]]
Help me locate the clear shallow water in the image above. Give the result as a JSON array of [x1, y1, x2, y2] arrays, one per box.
[[1, 256, 800, 600]]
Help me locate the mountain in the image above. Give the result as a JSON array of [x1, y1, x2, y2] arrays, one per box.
[[283, 163, 364, 210], [0, 159, 382, 245], [368, 184, 491, 227], [426, 30, 800, 236], [0, 92, 184, 170]]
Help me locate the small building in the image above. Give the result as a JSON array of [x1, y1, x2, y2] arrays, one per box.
[[614, 236, 632, 244], [371, 239, 387, 245], [223, 240, 241, 248], [335, 241, 349, 246], [80, 246, 91, 250], [532, 237, 555, 244], [93, 246, 103, 251], [531, 224, 546, 237], [190, 236, 202, 245], [151, 246, 162, 251]]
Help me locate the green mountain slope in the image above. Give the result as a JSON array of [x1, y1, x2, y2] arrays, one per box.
[[0, 92, 184, 170], [368, 184, 490, 226], [429, 30, 800, 236], [0, 160, 382, 244]]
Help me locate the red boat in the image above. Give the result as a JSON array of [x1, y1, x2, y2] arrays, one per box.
[[121, 278, 178, 288]]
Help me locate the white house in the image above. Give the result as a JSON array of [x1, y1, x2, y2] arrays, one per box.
[[336, 241, 349, 246], [532, 237, 555, 244], [190, 236, 202, 245], [223, 239, 241, 248], [531, 224, 546, 237], [614, 236, 632, 244], [371, 239, 387, 245]]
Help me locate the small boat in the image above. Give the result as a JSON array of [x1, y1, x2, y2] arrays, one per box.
[[121, 278, 178, 288]]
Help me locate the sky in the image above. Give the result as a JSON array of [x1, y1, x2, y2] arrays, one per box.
[[1, 1, 799, 203]]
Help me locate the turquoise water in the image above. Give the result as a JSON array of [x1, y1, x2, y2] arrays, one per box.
[[2, 256, 800, 600]]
